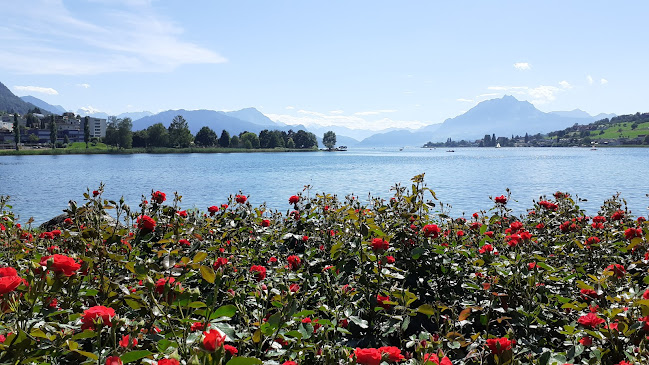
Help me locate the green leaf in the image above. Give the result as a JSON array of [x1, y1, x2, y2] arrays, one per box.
[[121, 350, 153, 363], [200, 265, 216, 283], [225, 357, 262, 365], [193, 251, 208, 263], [188, 301, 206, 308], [417, 304, 435, 316], [293, 310, 315, 318], [211, 304, 237, 318], [73, 350, 98, 360], [72, 330, 96, 340], [349, 315, 368, 329]]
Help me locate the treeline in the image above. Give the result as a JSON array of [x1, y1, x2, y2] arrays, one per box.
[[104, 115, 319, 150]]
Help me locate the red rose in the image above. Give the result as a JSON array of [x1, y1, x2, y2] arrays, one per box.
[[179, 239, 190, 246], [81, 305, 116, 330], [136, 215, 156, 231], [235, 195, 247, 204], [579, 336, 592, 346], [484, 231, 494, 238], [213, 257, 228, 270], [287, 255, 301, 270], [423, 353, 453, 365], [456, 230, 464, 237], [250, 265, 267, 281], [494, 195, 507, 204], [119, 334, 137, 348], [479, 244, 493, 254], [0, 267, 18, 277], [289, 195, 300, 204], [611, 210, 624, 221], [289, 283, 300, 292], [51, 229, 61, 237], [208, 205, 219, 214], [155, 277, 177, 294], [151, 191, 166, 204], [371, 238, 389, 251], [485, 337, 514, 355], [40, 254, 81, 276], [157, 359, 180, 365], [386, 256, 395, 264], [422, 224, 440, 238], [106, 356, 123, 365], [190, 322, 205, 332], [580, 289, 598, 299], [379, 346, 405, 362], [202, 329, 225, 352], [578, 312, 605, 328], [282, 362, 297, 365], [354, 348, 382, 365], [377, 294, 391, 309], [624, 227, 642, 240], [262, 219, 270, 227], [224, 344, 238, 355], [176, 210, 187, 218], [0, 276, 22, 295], [605, 264, 626, 278], [643, 289, 649, 300]]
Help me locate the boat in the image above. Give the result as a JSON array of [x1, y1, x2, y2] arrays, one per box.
[[335, 146, 347, 151], [399, 147, 404, 151], [495, 143, 501, 148], [446, 150, 455, 152]]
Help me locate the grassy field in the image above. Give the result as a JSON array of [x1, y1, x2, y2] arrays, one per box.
[[589, 121, 649, 139]]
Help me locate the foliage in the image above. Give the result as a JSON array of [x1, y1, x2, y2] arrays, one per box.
[[323, 131, 337, 150], [194, 126, 218, 147], [168, 115, 193, 148], [219, 130, 231, 148], [49, 115, 57, 148], [84, 116, 90, 149], [147, 123, 170, 148], [1, 176, 648, 364]]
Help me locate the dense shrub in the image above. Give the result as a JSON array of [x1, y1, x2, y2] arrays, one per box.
[[0, 174, 647, 365]]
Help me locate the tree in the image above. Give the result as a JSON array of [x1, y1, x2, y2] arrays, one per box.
[[117, 118, 133, 149], [28, 133, 39, 145], [13, 113, 20, 150], [323, 131, 336, 150], [219, 130, 230, 148], [258, 129, 271, 148], [194, 126, 218, 147], [270, 131, 284, 148], [49, 115, 57, 148], [230, 135, 240, 148], [104, 117, 119, 147], [240, 132, 260, 149], [84, 116, 90, 149], [286, 137, 295, 149], [168, 115, 193, 148], [147, 123, 170, 147], [132, 130, 148, 148]]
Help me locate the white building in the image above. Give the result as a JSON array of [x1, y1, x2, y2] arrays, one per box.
[[86, 117, 107, 138]]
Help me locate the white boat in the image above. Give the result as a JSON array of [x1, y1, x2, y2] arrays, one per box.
[[495, 143, 501, 148]]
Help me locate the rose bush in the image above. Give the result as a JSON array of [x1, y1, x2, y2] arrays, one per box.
[[0, 177, 647, 364]]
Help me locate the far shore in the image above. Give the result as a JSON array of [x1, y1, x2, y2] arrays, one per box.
[[0, 146, 318, 156]]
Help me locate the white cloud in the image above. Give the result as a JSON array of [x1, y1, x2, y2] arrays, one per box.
[[13, 85, 59, 95], [514, 62, 531, 70], [600, 78, 608, 85], [527, 85, 560, 104], [477, 93, 501, 98], [559, 80, 572, 89], [285, 106, 295, 110], [329, 110, 344, 114], [76, 83, 91, 88], [587, 75, 594, 85], [456, 98, 474, 102], [354, 109, 397, 116], [0, 1, 226, 75]]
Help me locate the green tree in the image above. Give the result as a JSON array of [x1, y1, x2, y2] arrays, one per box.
[[118, 118, 133, 149], [258, 129, 271, 148], [240, 132, 260, 149], [63, 134, 70, 145], [219, 130, 230, 148], [147, 123, 170, 147], [104, 117, 119, 147], [230, 135, 240, 148], [132, 129, 148, 148], [194, 126, 218, 147], [49, 115, 57, 148], [269, 131, 284, 148], [168, 115, 193, 148], [84, 116, 90, 149], [293, 130, 318, 149], [13, 113, 20, 150], [28, 133, 39, 145], [286, 137, 295, 149], [323, 131, 336, 150]]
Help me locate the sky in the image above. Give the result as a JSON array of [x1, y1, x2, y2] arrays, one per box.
[[1, 0, 648, 131]]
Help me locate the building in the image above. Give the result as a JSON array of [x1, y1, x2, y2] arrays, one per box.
[[86, 117, 107, 138]]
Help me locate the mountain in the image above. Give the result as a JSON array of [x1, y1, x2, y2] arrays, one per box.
[[220, 108, 278, 127], [550, 109, 593, 119], [354, 123, 443, 147], [76, 109, 153, 120], [593, 113, 617, 121], [428, 95, 604, 142], [0, 81, 39, 114], [20, 96, 67, 114], [132, 109, 272, 135], [120, 111, 153, 121]]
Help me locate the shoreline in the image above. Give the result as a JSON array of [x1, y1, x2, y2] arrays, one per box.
[[0, 146, 318, 156]]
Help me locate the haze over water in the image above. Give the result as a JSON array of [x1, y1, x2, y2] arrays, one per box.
[[1, 148, 648, 224]]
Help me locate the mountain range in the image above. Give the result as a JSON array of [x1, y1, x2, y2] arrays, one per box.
[[2, 81, 620, 147]]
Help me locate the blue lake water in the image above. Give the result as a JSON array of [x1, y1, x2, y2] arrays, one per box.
[[1, 147, 648, 224]]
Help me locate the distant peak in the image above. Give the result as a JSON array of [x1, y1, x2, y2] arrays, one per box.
[[501, 94, 518, 101]]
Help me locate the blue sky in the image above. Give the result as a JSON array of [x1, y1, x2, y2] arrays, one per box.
[[2, 1, 647, 130]]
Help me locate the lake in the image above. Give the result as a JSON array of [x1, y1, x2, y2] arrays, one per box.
[[1, 147, 648, 224]]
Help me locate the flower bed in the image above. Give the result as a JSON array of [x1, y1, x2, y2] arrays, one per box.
[[0, 174, 647, 365]]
